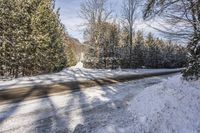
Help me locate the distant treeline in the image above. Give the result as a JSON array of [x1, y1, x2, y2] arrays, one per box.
[[80, 0, 187, 69], [81, 0, 199, 79], [83, 29, 187, 69]]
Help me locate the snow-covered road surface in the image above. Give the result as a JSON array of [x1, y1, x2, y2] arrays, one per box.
[[0, 75, 173, 133], [0, 68, 181, 90]]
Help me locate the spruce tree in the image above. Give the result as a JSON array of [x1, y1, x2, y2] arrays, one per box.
[[145, 33, 155, 68], [0, 0, 26, 77], [64, 34, 77, 67], [0, 0, 67, 78], [30, 0, 66, 74], [183, 36, 200, 80], [132, 31, 145, 68]]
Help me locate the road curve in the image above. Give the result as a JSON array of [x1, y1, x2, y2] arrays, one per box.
[[0, 74, 177, 133], [0, 69, 182, 105]]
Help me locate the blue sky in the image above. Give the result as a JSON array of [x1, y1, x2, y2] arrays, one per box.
[[55, 0, 84, 41], [55, 0, 157, 42]]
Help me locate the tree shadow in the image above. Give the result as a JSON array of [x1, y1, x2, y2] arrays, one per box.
[[0, 86, 36, 123], [0, 68, 141, 132], [29, 69, 119, 132], [67, 70, 119, 132], [62, 69, 88, 133], [33, 88, 68, 133]]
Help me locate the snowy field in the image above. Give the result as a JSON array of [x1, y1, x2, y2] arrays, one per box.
[[0, 74, 199, 133], [0, 67, 181, 90]]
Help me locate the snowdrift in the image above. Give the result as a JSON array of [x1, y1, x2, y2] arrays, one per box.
[[126, 75, 200, 133]]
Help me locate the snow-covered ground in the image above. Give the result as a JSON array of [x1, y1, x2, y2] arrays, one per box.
[[97, 75, 200, 133], [0, 74, 199, 133], [0, 67, 180, 90]]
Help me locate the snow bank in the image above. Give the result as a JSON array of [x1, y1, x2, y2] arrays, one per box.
[[127, 75, 200, 133], [70, 61, 84, 69]]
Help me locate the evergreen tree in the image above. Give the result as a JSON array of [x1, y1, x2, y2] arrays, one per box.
[[100, 22, 120, 69], [132, 31, 145, 68], [84, 22, 120, 69], [143, 0, 200, 79], [145, 32, 155, 67], [64, 34, 77, 67], [0, 0, 29, 77], [31, 0, 66, 73], [0, 0, 67, 78], [183, 36, 200, 79]]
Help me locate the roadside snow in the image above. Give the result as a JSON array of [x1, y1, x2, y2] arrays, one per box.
[[0, 68, 180, 90], [0, 75, 167, 133], [97, 75, 200, 133], [0, 74, 199, 133], [70, 61, 84, 69]]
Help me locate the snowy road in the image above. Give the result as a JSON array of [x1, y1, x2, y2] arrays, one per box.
[[0, 68, 182, 90], [0, 74, 175, 133], [0, 68, 181, 105]]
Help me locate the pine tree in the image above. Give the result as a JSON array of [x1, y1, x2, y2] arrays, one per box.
[[143, 0, 200, 79], [0, 0, 67, 78], [30, 0, 66, 74], [132, 31, 145, 68], [98, 22, 120, 69], [64, 34, 77, 67], [183, 36, 200, 80], [0, 0, 28, 78], [145, 32, 155, 68], [0, 0, 13, 77]]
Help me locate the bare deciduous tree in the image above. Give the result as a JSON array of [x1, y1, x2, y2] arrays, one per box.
[[80, 0, 113, 67], [143, 0, 200, 79], [122, 0, 138, 68], [80, 0, 112, 43]]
